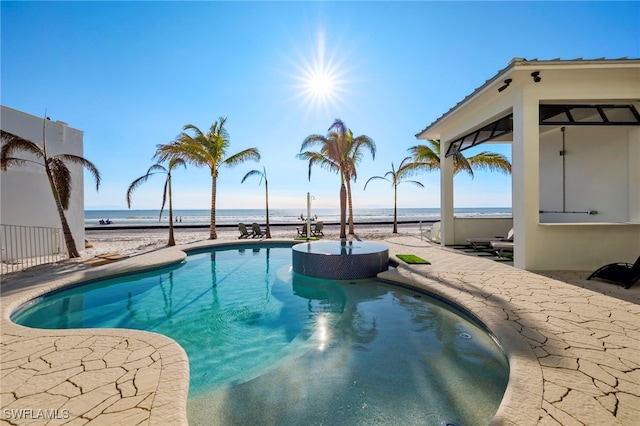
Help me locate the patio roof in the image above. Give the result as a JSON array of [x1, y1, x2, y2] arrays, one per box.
[[444, 103, 640, 157], [416, 57, 640, 140]]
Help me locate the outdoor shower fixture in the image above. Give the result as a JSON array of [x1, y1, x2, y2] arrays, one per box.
[[497, 79, 512, 92], [531, 71, 541, 82], [539, 126, 598, 215]]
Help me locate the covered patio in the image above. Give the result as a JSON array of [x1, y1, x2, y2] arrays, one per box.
[[417, 58, 640, 271]]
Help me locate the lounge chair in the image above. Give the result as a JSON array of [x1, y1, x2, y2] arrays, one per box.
[[311, 221, 324, 238], [467, 228, 514, 250], [427, 221, 441, 243], [251, 223, 266, 238], [491, 240, 514, 257], [587, 256, 640, 289], [238, 223, 253, 239]]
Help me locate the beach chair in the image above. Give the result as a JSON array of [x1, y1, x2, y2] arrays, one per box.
[[297, 224, 309, 237], [467, 228, 514, 250], [427, 221, 441, 243], [491, 240, 514, 257], [251, 223, 266, 238], [238, 223, 253, 239], [311, 221, 324, 238], [587, 256, 640, 289]]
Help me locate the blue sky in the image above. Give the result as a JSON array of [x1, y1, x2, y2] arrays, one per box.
[[2, 1, 639, 211]]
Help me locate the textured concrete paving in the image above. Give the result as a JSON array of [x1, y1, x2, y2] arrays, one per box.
[[381, 236, 640, 426], [1, 237, 638, 425], [1, 249, 190, 426]]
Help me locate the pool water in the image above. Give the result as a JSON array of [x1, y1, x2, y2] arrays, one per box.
[[12, 244, 509, 425]]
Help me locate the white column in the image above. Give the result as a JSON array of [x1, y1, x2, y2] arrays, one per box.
[[629, 127, 640, 222], [440, 141, 455, 245], [512, 91, 540, 269]]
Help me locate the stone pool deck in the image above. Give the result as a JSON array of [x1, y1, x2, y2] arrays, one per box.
[[1, 236, 638, 425]]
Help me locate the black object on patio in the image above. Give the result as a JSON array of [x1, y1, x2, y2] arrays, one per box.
[[587, 255, 640, 289]]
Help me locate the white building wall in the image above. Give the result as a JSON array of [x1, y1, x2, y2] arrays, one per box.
[[0, 106, 85, 255], [539, 126, 631, 223]]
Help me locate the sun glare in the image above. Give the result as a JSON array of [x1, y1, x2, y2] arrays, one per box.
[[288, 31, 349, 115], [307, 70, 334, 98]]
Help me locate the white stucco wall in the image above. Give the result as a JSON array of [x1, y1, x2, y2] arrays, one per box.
[[539, 126, 631, 223], [0, 106, 85, 255]]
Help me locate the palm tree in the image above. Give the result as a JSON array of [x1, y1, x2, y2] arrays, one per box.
[[364, 157, 424, 233], [0, 127, 101, 258], [298, 119, 375, 236], [328, 120, 376, 234], [154, 118, 260, 239], [126, 157, 186, 246], [241, 166, 271, 238], [407, 139, 511, 177]]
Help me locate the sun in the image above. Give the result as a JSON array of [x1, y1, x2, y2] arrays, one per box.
[[307, 70, 335, 98], [289, 31, 348, 114]]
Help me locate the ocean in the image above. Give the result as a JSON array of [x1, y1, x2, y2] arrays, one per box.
[[85, 207, 511, 227]]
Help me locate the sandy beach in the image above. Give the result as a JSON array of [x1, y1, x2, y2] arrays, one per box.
[[83, 222, 431, 259], [0, 222, 432, 276]]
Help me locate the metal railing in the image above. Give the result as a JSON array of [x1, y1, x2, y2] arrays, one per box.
[[1, 224, 67, 275]]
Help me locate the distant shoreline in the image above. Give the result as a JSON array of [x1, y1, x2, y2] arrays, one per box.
[[85, 219, 438, 231]]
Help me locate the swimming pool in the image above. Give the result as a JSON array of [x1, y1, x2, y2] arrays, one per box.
[[12, 243, 508, 425]]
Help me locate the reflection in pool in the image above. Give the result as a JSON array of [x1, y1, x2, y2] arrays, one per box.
[[12, 244, 508, 425]]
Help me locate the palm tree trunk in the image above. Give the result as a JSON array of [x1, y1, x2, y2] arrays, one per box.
[[265, 180, 271, 238], [210, 171, 217, 239], [168, 177, 176, 246], [44, 162, 80, 258], [393, 184, 398, 234], [345, 178, 355, 234], [340, 183, 347, 240]]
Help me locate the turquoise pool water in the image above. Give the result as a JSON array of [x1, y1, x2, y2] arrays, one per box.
[[12, 244, 508, 425]]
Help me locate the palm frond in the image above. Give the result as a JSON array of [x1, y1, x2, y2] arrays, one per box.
[[402, 179, 425, 188], [159, 179, 169, 221], [55, 154, 101, 190], [1, 132, 44, 170], [467, 152, 512, 174], [328, 119, 346, 134], [363, 175, 390, 190], [182, 124, 205, 139], [224, 147, 260, 168], [300, 134, 328, 150], [453, 153, 474, 177], [241, 169, 264, 183], [146, 164, 168, 174], [168, 157, 187, 171], [155, 140, 210, 168], [126, 173, 156, 208]]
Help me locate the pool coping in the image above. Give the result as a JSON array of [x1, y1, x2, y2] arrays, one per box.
[[2, 237, 638, 425]]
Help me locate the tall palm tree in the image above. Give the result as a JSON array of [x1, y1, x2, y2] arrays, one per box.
[[241, 166, 271, 238], [154, 118, 260, 239], [0, 127, 101, 258], [407, 139, 511, 177], [298, 119, 375, 236], [126, 157, 186, 246], [364, 157, 424, 233], [328, 120, 376, 234]]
